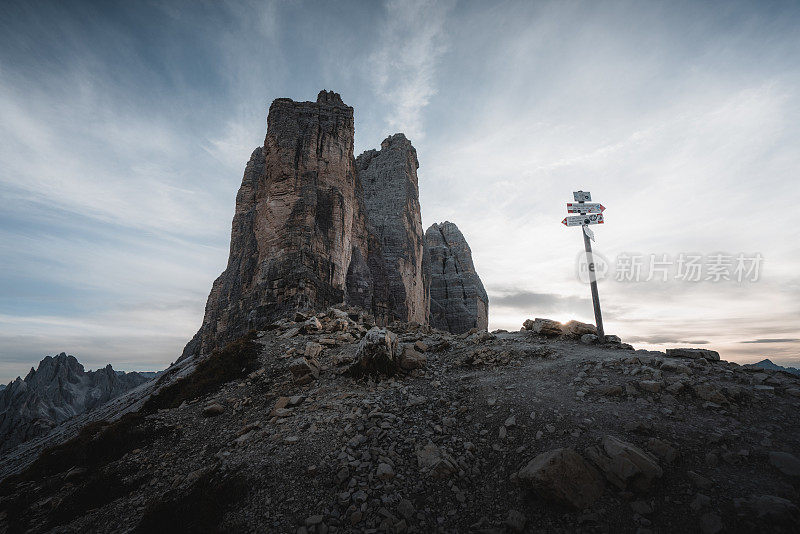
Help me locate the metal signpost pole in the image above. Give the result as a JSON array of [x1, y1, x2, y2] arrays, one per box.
[[563, 191, 605, 341], [581, 223, 605, 341]]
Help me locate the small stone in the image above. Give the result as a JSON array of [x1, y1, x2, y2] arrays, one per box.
[[396, 498, 415, 520], [690, 493, 711, 512], [647, 438, 677, 463], [638, 380, 661, 393], [581, 334, 599, 345], [202, 403, 225, 417], [335, 466, 349, 484], [305, 515, 324, 526], [699, 513, 723, 534], [687, 470, 712, 489], [376, 463, 395, 480], [504, 415, 517, 428], [305, 342, 324, 359], [768, 451, 800, 478], [505, 509, 527, 533], [414, 340, 428, 352], [630, 500, 653, 515], [599, 385, 624, 397]]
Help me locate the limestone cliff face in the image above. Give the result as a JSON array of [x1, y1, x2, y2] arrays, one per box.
[[357, 134, 428, 325], [425, 221, 489, 334], [182, 91, 489, 359], [182, 91, 375, 359]]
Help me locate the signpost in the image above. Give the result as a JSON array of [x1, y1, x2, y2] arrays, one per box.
[[564, 191, 605, 341]]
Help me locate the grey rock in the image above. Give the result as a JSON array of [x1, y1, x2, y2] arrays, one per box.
[[586, 435, 663, 492], [562, 320, 597, 337], [666, 348, 720, 361], [517, 448, 604, 509], [700, 513, 723, 534], [527, 318, 563, 337], [203, 403, 225, 417], [425, 222, 488, 334], [416, 441, 457, 478], [505, 509, 527, 532], [349, 327, 399, 376], [737, 494, 800, 523], [768, 451, 800, 478], [399, 345, 426, 371]]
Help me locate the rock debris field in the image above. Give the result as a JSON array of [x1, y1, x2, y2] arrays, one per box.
[[1, 309, 799, 533]]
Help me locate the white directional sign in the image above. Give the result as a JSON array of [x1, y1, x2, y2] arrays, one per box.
[[573, 191, 592, 202], [583, 225, 595, 241], [567, 202, 605, 214], [561, 213, 604, 227]]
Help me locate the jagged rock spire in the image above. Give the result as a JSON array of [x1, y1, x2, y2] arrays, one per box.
[[425, 221, 489, 333]]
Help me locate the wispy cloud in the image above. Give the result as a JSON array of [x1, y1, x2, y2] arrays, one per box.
[[741, 338, 800, 344], [369, 0, 454, 141]]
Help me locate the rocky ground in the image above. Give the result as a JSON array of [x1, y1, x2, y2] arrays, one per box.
[[1, 309, 799, 533]]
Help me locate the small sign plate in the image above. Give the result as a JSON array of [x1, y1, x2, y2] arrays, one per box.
[[562, 213, 604, 227], [567, 202, 605, 214]]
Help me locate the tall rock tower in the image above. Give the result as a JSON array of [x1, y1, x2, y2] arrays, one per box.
[[357, 134, 429, 325], [182, 91, 375, 360], [425, 221, 489, 334]]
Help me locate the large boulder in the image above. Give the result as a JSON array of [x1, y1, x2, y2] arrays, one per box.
[[399, 345, 426, 370], [349, 327, 399, 376], [585, 435, 663, 492], [524, 318, 563, 337], [517, 448, 604, 509], [735, 494, 800, 527], [768, 451, 800, 478], [562, 320, 597, 337]]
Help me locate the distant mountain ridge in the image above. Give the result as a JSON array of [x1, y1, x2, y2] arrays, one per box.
[[747, 358, 800, 376], [0, 353, 153, 453]]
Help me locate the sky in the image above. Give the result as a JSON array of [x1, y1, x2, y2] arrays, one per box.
[[1, 0, 799, 382]]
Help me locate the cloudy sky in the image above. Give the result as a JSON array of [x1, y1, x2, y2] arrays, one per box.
[[1, 0, 799, 382]]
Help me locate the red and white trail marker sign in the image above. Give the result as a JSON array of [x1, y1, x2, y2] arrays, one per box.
[[567, 202, 605, 214], [562, 190, 605, 340], [561, 213, 604, 226]]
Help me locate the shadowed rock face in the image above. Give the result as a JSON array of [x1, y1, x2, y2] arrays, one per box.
[[357, 133, 429, 325], [182, 91, 375, 360], [0, 353, 150, 452], [425, 221, 489, 334]]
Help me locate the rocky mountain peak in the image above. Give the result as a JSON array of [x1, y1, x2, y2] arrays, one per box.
[[425, 221, 489, 333], [316, 89, 346, 107], [357, 132, 427, 324], [181, 91, 485, 359], [0, 354, 151, 453]]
